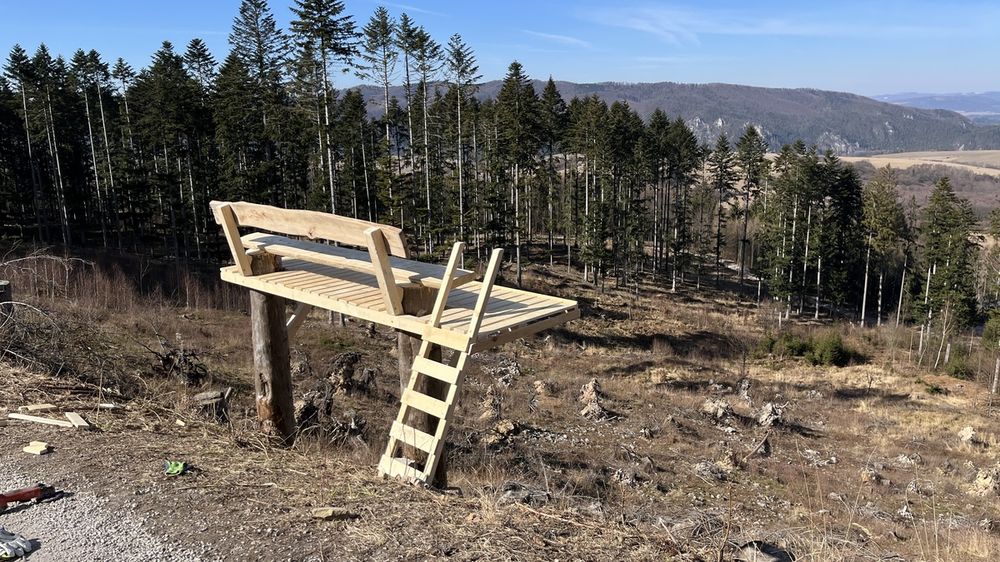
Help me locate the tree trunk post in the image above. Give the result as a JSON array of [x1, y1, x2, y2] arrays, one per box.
[[396, 284, 449, 486], [249, 253, 295, 443], [0, 280, 12, 326]]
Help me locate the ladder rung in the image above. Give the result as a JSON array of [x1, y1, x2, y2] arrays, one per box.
[[402, 389, 449, 419], [389, 420, 436, 453], [378, 455, 425, 482], [412, 356, 460, 384], [422, 326, 470, 351]]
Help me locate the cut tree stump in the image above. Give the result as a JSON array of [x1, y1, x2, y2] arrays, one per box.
[[249, 252, 296, 443], [0, 280, 11, 325]]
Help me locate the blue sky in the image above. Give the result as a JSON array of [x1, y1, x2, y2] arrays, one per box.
[[0, 0, 996, 96]]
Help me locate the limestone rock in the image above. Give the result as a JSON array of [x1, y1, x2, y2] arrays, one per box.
[[756, 402, 782, 427], [479, 385, 502, 422], [701, 398, 732, 420], [579, 378, 603, 404]]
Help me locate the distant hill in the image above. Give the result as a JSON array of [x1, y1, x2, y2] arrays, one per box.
[[875, 91, 1000, 125], [355, 80, 1000, 155]]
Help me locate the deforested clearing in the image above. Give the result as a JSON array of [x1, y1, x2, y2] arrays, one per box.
[[3, 252, 1000, 561]]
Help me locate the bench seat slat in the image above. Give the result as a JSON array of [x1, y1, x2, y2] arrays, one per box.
[[242, 232, 476, 290]]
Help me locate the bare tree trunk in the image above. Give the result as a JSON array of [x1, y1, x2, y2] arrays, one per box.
[[934, 306, 949, 369], [44, 87, 70, 245], [515, 162, 522, 287], [249, 253, 295, 443], [860, 233, 872, 327], [422, 79, 432, 253], [896, 254, 907, 327], [82, 88, 107, 247], [815, 255, 821, 319], [17, 81, 43, 240], [877, 271, 884, 327]]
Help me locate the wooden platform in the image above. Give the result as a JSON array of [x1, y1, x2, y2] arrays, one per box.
[[220, 259, 579, 353], [210, 200, 578, 485]]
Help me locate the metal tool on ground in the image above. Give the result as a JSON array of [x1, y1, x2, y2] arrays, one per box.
[[0, 483, 58, 512], [0, 527, 32, 560]]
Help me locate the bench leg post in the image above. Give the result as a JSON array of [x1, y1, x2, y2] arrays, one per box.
[[249, 253, 296, 443]]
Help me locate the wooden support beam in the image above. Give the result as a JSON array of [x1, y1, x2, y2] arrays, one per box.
[[286, 302, 313, 339], [249, 252, 296, 443], [468, 249, 505, 337], [217, 205, 252, 276], [364, 227, 404, 315]]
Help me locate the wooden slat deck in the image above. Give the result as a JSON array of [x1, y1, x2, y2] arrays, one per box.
[[220, 258, 579, 352]]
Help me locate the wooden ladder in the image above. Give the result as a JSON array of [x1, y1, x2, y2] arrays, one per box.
[[378, 246, 504, 485]]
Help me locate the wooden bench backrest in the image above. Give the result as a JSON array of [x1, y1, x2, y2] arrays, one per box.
[[209, 201, 409, 258]]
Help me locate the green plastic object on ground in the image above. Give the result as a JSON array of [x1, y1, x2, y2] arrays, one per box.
[[163, 460, 188, 477]]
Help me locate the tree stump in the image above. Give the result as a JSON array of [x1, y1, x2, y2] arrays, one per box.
[[249, 253, 296, 443], [0, 280, 11, 326], [397, 284, 450, 486]]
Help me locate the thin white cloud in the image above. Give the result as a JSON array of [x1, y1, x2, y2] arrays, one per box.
[[522, 30, 591, 49], [375, 1, 449, 17], [581, 5, 971, 44]]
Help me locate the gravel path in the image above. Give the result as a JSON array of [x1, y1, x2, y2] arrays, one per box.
[[0, 457, 204, 561]]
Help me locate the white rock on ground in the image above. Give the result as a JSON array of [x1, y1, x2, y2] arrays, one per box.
[[0, 457, 204, 561]]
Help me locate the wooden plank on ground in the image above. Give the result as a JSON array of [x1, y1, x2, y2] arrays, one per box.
[[19, 404, 57, 412], [64, 412, 90, 429], [8, 413, 74, 428]]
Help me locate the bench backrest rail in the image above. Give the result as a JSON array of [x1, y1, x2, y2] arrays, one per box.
[[210, 200, 409, 259]]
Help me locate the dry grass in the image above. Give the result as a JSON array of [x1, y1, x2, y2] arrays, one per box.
[[3, 252, 1000, 560], [842, 150, 1000, 177]]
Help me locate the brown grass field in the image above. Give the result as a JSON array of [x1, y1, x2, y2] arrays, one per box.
[[842, 150, 1000, 178]]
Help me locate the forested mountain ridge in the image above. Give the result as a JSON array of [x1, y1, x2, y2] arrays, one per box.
[[357, 80, 1000, 154], [876, 91, 1000, 125]]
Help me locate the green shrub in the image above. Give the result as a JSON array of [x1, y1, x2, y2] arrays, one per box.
[[945, 357, 976, 380], [773, 333, 812, 357], [807, 332, 849, 367]]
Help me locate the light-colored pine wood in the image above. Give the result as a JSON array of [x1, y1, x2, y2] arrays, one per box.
[[473, 307, 581, 352], [8, 413, 74, 427], [401, 389, 449, 419], [64, 412, 90, 429], [210, 200, 409, 257], [365, 227, 404, 315], [242, 232, 476, 289], [467, 249, 504, 337], [286, 302, 312, 339], [217, 204, 252, 276], [212, 202, 579, 487], [378, 456, 424, 482], [389, 421, 436, 453], [412, 356, 460, 385], [19, 404, 57, 412]]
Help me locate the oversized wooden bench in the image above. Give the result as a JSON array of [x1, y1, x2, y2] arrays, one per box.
[[210, 200, 579, 485]]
